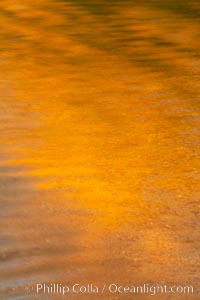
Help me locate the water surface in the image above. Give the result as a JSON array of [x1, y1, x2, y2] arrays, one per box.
[[0, 0, 200, 299]]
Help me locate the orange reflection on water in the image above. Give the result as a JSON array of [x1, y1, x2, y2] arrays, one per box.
[[0, 0, 200, 299]]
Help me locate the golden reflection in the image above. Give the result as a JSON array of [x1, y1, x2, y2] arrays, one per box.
[[0, 0, 199, 298]]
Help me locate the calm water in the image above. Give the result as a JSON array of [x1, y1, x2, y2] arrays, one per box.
[[0, 0, 200, 299]]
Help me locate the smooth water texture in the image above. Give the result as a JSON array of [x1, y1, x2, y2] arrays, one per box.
[[0, 0, 200, 299]]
